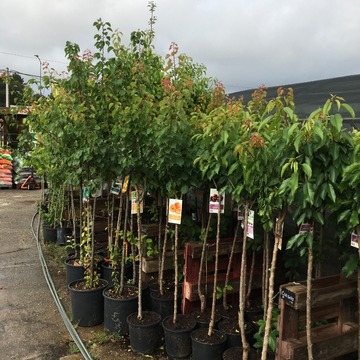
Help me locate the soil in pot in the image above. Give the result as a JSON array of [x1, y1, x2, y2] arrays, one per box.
[[218, 305, 238, 320], [127, 311, 163, 355], [103, 285, 138, 335], [191, 327, 227, 360], [190, 307, 222, 329], [245, 296, 264, 323], [162, 314, 197, 359], [218, 317, 256, 348], [68, 278, 108, 327]]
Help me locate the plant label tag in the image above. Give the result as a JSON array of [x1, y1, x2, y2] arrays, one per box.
[[110, 178, 122, 195], [247, 209, 254, 239], [209, 188, 224, 214], [280, 287, 296, 306], [299, 222, 311, 234], [351, 232, 359, 248], [131, 190, 143, 214], [168, 199, 182, 224]]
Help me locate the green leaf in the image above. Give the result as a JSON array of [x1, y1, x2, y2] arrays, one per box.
[[301, 163, 312, 179], [289, 172, 299, 195], [294, 135, 301, 153], [330, 113, 343, 133], [327, 183, 336, 203], [287, 122, 299, 138], [281, 163, 290, 177], [228, 162, 239, 176], [350, 210, 359, 227], [221, 130, 229, 145], [314, 211, 324, 225], [338, 209, 351, 223], [341, 103, 355, 118], [313, 125, 323, 140]]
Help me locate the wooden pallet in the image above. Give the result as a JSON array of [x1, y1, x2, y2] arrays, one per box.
[[181, 238, 243, 314], [276, 274, 358, 359]]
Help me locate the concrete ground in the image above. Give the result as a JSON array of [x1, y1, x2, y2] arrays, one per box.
[[0, 189, 168, 360], [0, 189, 73, 359]]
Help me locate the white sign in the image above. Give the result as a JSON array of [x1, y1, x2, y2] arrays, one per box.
[[168, 199, 182, 225], [247, 210, 254, 239], [209, 189, 225, 214], [351, 232, 359, 249]]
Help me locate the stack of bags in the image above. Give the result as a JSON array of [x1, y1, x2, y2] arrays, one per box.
[[0, 149, 13, 188]]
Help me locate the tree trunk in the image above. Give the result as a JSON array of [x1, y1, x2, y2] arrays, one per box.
[[262, 231, 270, 319], [246, 248, 256, 308], [157, 197, 164, 293], [223, 220, 240, 310], [306, 222, 315, 360], [261, 211, 285, 360], [120, 190, 130, 294], [159, 198, 169, 296], [239, 203, 250, 360], [198, 213, 212, 313], [208, 197, 221, 336], [357, 225, 360, 360], [90, 197, 97, 288], [173, 223, 179, 324], [136, 186, 143, 320]]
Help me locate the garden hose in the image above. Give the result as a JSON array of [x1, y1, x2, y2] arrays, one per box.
[[31, 211, 93, 360]]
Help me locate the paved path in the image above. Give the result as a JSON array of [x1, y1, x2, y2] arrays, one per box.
[[0, 189, 72, 359]]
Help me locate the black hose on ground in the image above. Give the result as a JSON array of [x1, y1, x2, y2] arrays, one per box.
[[31, 211, 93, 360]]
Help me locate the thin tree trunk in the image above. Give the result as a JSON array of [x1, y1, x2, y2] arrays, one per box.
[[315, 224, 323, 278], [356, 225, 360, 360], [239, 203, 250, 360], [223, 220, 240, 310], [159, 198, 169, 296], [262, 231, 270, 319], [70, 184, 78, 257], [261, 211, 285, 360], [120, 189, 130, 294], [157, 197, 163, 293], [136, 186, 143, 320], [173, 223, 179, 324], [198, 213, 212, 313], [246, 248, 256, 308], [208, 195, 221, 336], [90, 197, 97, 288], [306, 222, 315, 360]]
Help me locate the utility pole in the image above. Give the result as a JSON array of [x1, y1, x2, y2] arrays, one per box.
[[5, 68, 10, 107], [34, 54, 42, 95]]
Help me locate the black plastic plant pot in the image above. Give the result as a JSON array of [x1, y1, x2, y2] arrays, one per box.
[[162, 314, 197, 359], [127, 311, 162, 355], [150, 291, 175, 320], [191, 327, 227, 360], [56, 226, 72, 246], [103, 285, 138, 335], [56, 226, 71, 245], [101, 262, 121, 288], [42, 224, 57, 244], [222, 346, 243, 360], [218, 318, 241, 348], [65, 257, 85, 287], [68, 279, 108, 327]]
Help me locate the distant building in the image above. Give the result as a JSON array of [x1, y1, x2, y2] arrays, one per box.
[[230, 74, 360, 129]]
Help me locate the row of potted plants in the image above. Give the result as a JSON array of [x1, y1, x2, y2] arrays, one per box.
[[17, 4, 360, 359]]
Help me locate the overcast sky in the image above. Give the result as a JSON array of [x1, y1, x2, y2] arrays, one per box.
[[1, 0, 360, 94]]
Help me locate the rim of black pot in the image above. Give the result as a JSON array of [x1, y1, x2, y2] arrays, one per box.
[[68, 278, 108, 292]]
